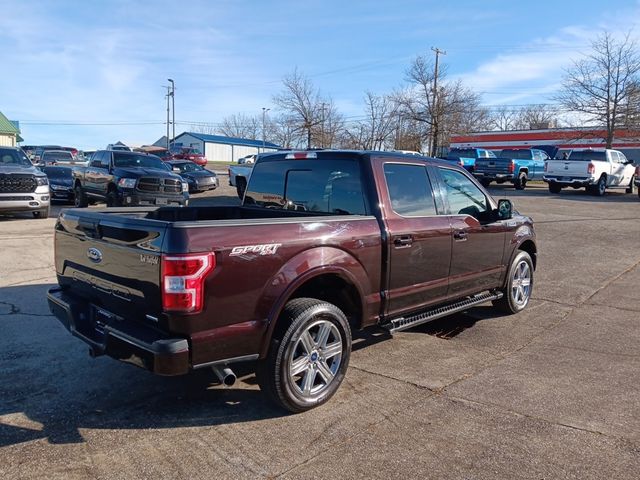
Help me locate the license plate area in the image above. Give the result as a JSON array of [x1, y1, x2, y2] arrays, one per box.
[[156, 197, 168, 205]]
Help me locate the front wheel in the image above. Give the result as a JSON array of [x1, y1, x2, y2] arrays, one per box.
[[74, 185, 88, 207], [626, 175, 636, 194], [106, 190, 120, 207], [514, 172, 527, 190], [256, 298, 351, 413], [32, 207, 50, 219], [493, 251, 534, 314]]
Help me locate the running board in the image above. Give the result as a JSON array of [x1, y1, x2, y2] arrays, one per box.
[[382, 291, 503, 334]]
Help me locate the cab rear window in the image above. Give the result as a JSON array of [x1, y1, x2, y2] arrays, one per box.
[[245, 158, 367, 215]]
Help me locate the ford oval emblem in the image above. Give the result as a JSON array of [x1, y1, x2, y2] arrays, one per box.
[[87, 247, 103, 263]]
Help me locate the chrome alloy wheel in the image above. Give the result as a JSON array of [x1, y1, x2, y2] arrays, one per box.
[[511, 260, 532, 307], [288, 319, 343, 398]]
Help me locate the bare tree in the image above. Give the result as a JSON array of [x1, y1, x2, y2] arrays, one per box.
[[355, 92, 399, 149], [513, 104, 558, 130], [189, 123, 218, 135], [218, 113, 260, 139], [273, 69, 324, 148], [488, 106, 519, 131], [556, 31, 640, 147], [397, 55, 486, 155]]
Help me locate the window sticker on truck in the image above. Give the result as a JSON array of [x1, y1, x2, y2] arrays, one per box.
[[229, 244, 282, 257]]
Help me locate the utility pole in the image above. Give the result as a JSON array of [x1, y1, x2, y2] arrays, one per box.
[[431, 46, 446, 157], [168, 79, 175, 144], [165, 84, 171, 150], [262, 107, 270, 151]]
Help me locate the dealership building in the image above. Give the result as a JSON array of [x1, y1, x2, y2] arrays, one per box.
[[166, 132, 280, 163]]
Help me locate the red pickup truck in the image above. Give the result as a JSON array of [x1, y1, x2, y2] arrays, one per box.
[[48, 150, 537, 412]]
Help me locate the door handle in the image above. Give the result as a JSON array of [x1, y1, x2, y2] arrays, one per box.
[[453, 230, 468, 242], [393, 235, 413, 248]]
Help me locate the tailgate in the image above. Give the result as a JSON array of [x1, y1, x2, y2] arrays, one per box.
[[474, 158, 511, 174], [545, 160, 588, 177], [54, 209, 167, 321]]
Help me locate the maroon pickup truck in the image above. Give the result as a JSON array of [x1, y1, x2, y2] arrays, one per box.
[[48, 150, 537, 412]]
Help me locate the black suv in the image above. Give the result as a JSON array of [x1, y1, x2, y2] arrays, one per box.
[[72, 150, 188, 207]]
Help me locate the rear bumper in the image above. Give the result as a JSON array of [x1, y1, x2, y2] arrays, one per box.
[[47, 287, 189, 376], [473, 173, 513, 182], [543, 176, 594, 187]]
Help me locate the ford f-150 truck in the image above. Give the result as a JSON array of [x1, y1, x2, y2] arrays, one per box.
[[444, 147, 496, 172], [543, 148, 636, 196], [48, 150, 537, 413], [473, 148, 549, 190], [72, 150, 189, 207]]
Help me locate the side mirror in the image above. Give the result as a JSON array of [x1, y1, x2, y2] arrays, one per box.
[[497, 199, 513, 220]]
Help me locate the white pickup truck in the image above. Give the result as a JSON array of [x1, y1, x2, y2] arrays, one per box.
[[543, 149, 636, 196]]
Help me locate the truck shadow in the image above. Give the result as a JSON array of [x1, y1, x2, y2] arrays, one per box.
[[0, 284, 284, 448], [0, 283, 498, 448]]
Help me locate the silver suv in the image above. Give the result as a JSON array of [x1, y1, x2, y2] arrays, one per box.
[[0, 147, 50, 218]]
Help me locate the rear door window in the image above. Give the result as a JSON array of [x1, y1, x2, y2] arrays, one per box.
[[383, 164, 437, 216]]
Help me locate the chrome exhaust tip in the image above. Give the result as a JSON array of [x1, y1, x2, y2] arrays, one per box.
[[212, 365, 236, 387]]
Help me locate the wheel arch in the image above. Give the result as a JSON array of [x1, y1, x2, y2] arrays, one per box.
[[257, 247, 370, 358]]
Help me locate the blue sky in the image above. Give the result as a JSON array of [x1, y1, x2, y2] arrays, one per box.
[[1, 0, 639, 149]]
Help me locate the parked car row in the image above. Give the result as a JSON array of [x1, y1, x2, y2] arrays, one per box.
[[443, 146, 637, 197]]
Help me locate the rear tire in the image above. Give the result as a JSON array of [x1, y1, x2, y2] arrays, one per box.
[[480, 179, 491, 188], [592, 175, 606, 196], [493, 251, 534, 314], [74, 185, 88, 207], [514, 172, 527, 190], [548, 182, 562, 194], [256, 298, 351, 413], [236, 177, 247, 199]]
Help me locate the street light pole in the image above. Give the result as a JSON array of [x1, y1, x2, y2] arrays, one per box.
[[168, 79, 175, 144], [262, 107, 270, 151]]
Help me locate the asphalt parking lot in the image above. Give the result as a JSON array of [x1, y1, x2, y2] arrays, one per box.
[[1, 176, 639, 479]]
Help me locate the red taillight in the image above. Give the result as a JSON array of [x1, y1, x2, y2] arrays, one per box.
[[161, 252, 215, 313], [587, 162, 595, 175], [508, 161, 515, 174]]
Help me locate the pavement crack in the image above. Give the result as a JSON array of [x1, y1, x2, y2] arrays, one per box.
[[348, 365, 436, 392], [585, 259, 640, 303], [0, 301, 20, 315], [445, 394, 639, 445]]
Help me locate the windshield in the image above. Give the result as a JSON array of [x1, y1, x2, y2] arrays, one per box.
[[0, 149, 32, 167], [173, 162, 202, 173], [245, 157, 367, 215], [448, 149, 477, 159], [500, 149, 533, 159], [568, 150, 606, 161], [42, 151, 73, 162], [113, 152, 166, 169]]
